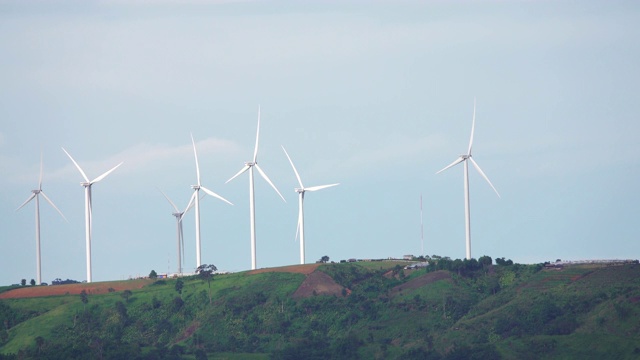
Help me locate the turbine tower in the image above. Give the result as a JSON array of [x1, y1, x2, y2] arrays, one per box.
[[226, 106, 286, 270], [436, 99, 500, 260], [187, 134, 233, 269], [282, 146, 339, 265], [16, 154, 67, 285], [159, 189, 197, 276], [62, 148, 123, 283]]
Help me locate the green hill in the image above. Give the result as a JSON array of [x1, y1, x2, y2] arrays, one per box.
[[1, 258, 640, 359]]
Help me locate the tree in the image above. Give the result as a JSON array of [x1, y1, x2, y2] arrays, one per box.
[[121, 289, 133, 303], [80, 290, 88, 309], [320, 255, 330, 263], [196, 264, 217, 305], [149, 270, 158, 279], [30, 279, 35, 286], [175, 278, 184, 297], [20, 279, 26, 286]]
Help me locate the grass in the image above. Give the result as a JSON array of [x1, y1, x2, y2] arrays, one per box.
[[2, 262, 640, 359]]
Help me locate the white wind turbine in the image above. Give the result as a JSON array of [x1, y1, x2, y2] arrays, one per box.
[[282, 146, 339, 265], [16, 154, 67, 285], [226, 107, 286, 270], [436, 99, 500, 260], [159, 189, 198, 276], [187, 134, 233, 269], [62, 148, 123, 283]]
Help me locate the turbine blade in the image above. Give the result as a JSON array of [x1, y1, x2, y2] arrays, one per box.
[[436, 157, 465, 174], [201, 186, 234, 206], [469, 157, 501, 198], [159, 188, 180, 213], [40, 191, 68, 222], [295, 199, 302, 242], [62, 147, 90, 183], [253, 106, 260, 163], [38, 152, 44, 190], [225, 165, 250, 184], [254, 163, 286, 202], [305, 183, 340, 192], [467, 98, 476, 155], [281, 146, 304, 189], [88, 187, 93, 231], [91, 162, 123, 184], [181, 192, 197, 221], [16, 193, 36, 212], [191, 133, 201, 186]]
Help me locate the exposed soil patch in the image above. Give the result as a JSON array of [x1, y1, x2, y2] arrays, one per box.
[[0, 279, 154, 299], [389, 271, 451, 296], [292, 270, 346, 299], [249, 263, 321, 276], [174, 321, 200, 344]]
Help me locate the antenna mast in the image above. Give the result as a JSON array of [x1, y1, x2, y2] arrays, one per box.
[[420, 194, 424, 257]]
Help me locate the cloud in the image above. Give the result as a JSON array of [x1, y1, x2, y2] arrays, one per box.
[[47, 137, 240, 183]]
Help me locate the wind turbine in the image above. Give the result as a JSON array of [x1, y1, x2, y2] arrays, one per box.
[[16, 154, 67, 285], [436, 99, 500, 260], [159, 189, 198, 276], [187, 134, 233, 269], [226, 106, 286, 270], [62, 148, 123, 283], [281, 146, 339, 265]]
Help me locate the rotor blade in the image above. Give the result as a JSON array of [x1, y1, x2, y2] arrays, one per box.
[[88, 187, 93, 231], [467, 98, 476, 155], [40, 191, 68, 222], [295, 198, 302, 243], [225, 164, 250, 184], [183, 193, 205, 215], [91, 162, 123, 184], [180, 192, 197, 221], [62, 147, 90, 183], [281, 146, 304, 189], [191, 133, 201, 186], [16, 193, 36, 212], [201, 186, 234, 206], [38, 152, 44, 190], [436, 156, 465, 174], [305, 183, 340, 192], [469, 157, 501, 198], [179, 220, 185, 266], [254, 163, 286, 202], [253, 106, 261, 163], [159, 188, 180, 213]]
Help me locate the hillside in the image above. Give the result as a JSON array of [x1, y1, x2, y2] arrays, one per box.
[[1, 258, 640, 359]]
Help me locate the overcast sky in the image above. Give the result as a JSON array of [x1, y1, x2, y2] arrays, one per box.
[[1, 1, 638, 285]]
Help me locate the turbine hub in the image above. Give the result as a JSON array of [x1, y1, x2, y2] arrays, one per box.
[[32, 189, 41, 194]]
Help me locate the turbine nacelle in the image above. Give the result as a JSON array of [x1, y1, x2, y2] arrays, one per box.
[[191, 185, 200, 190], [81, 182, 91, 187], [295, 188, 305, 194], [245, 161, 255, 167]]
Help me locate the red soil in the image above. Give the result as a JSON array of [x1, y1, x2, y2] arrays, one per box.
[[0, 279, 154, 299], [248, 263, 321, 275], [389, 270, 452, 295], [292, 270, 346, 299]]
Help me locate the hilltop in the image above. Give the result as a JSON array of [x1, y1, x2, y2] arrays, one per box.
[[1, 258, 640, 359]]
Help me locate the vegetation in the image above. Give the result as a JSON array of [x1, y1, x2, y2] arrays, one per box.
[[1, 258, 640, 359]]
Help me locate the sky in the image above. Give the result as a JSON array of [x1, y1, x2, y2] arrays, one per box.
[[1, 0, 639, 285]]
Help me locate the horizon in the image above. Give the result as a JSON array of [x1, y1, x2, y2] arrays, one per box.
[[1, 1, 639, 286]]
